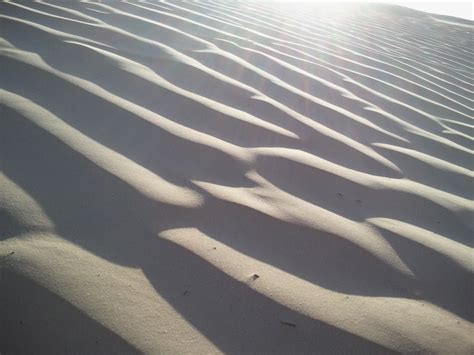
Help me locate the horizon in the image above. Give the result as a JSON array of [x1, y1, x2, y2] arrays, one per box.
[[385, 1, 472, 20], [268, 1, 473, 20]]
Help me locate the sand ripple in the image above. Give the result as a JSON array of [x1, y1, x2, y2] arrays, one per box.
[[1, 1, 473, 353]]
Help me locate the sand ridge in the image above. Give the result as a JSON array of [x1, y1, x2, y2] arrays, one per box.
[[1, 1, 473, 354]]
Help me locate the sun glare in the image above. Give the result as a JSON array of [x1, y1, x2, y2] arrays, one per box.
[[267, 1, 473, 20]]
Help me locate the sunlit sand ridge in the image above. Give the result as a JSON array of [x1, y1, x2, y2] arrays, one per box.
[[0, 1, 473, 353]]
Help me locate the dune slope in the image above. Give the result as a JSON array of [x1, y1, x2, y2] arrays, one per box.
[[1, 1, 473, 354]]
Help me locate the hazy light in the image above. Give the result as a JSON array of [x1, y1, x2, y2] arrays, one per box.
[[390, 1, 472, 20], [271, 1, 473, 20]]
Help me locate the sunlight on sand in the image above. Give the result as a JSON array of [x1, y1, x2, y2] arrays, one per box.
[[1, 1, 473, 353]]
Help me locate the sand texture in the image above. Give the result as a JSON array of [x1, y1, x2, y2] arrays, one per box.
[[1, 1, 473, 354]]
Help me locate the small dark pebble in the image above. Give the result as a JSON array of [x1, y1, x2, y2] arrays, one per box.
[[280, 321, 296, 327], [183, 290, 189, 296], [250, 274, 260, 281], [337, 193, 343, 197]]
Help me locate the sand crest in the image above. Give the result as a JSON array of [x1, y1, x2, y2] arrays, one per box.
[[1, 1, 473, 354]]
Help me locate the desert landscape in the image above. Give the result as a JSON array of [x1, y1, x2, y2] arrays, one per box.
[[0, 1, 473, 353]]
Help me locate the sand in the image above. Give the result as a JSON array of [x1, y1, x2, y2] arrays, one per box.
[[0, 1, 473, 354]]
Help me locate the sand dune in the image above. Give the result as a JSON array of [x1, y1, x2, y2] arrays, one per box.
[[1, 1, 473, 353]]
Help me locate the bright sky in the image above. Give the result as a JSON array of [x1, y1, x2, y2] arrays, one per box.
[[379, 1, 473, 20], [277, 1, 473, 20]]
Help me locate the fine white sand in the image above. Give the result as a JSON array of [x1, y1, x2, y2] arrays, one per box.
[[1, 1, 473, 354]]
